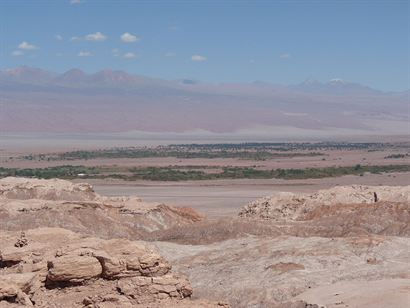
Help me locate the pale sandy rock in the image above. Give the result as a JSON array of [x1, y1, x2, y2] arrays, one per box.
[[2, 178, 408, 307], [0, 281, 33, 306], [138, 253, 171, 276], [0, 227, 224, 307], [91, 250, 126, 279], [156, 234, 410, 307], [117, 273, 192, 303], [294, 279, 410, 308], [47, 255, 103, 282], [239, 185, 410, 220], [0, 177, 97, 201], [0, 273, 37, 294], [0, 177, 202, 236]]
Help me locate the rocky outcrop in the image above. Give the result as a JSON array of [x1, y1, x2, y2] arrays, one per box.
[[0, 228, 226, 307], [0, 177, 98, 201], [239, 185, 409, 221], [47, 255, 103, 283], [0, 177, 202, 238], [148, 185, 410, 307], [156, 234, 410, 308]]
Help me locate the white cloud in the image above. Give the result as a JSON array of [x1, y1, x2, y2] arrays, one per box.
[[78, 51, 92, 57], [280, 53, 291, 59], [70, 36, 81, 41], [70, 0, 82, 4], [11, 50, 24, 56], [165, 52, 176, 57], [18, 41, 38, 50], [55, 34, 63, 41], [191, 55, 207, 62], [123, 52, 136, 59], [120, 32, 139, 43], [85, 32, 107, 41]]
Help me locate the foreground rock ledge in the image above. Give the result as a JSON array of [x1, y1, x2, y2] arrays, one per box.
[[0, 228, 228, 307]]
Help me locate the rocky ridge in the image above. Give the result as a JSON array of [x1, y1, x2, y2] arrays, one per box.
[[1, 178, 409, 307], [0, 177, 202, 238], [0, 227, 227, 307], [239, 185, 409, 221], [154, 185, 409, 307]]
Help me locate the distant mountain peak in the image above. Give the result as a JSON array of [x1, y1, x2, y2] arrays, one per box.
[[61, 68, 86, 77], [3, 65, 51, 76], [1, 65, 55, 83], [64, 68, 85, 74], [291, 77, 382, 95], [91, 69, 136, 84], [54, 68, 87, 84]]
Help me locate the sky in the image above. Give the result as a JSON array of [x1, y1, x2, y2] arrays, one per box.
[[0, 0, 409, 91]]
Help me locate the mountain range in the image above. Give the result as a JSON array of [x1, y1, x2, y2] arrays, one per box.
[[0, 66, 408, 136]]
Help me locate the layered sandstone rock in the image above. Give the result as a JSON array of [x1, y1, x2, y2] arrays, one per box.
[[0, 177, 98, 201], [0, 228, 226, 307], [239, 185, 409, 221], [0, 177, 202, 237]]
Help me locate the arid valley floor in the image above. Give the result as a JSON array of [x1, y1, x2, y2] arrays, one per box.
[[0, 141, 409, 307]]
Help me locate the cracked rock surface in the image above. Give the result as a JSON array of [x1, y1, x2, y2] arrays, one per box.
[[0, 227, 226, 307]]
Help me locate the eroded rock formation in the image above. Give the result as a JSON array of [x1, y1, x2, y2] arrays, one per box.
[[0, 177, 202, 238], [0, 228, 226, 307], [1, 178, 409, 307], [239, 185, 409, 221]]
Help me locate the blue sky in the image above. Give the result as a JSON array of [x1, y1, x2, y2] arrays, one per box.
[[1, 0, 409, 91]]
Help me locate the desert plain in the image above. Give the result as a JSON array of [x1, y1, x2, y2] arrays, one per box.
[[0, 139, 409, 307]]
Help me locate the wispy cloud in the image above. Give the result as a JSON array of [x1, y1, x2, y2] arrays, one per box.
[[71, 32, 107, 42], [120, 32, 139, 43], [280, 53, 291, 59], [85, 32, 107, 41], [55, 34, 63, 41], [123, 52, 136, 59], [11, 50, 24, 56], [78, 51, 92, 57], [18, 41, 38, 50], [165, 52, 176, 57], [70, 0, 82, 4], [191, 55, 207, 62]]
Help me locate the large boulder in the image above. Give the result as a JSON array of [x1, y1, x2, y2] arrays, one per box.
[[0, 228, 226, 307], [47, 255, 103, 283]]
